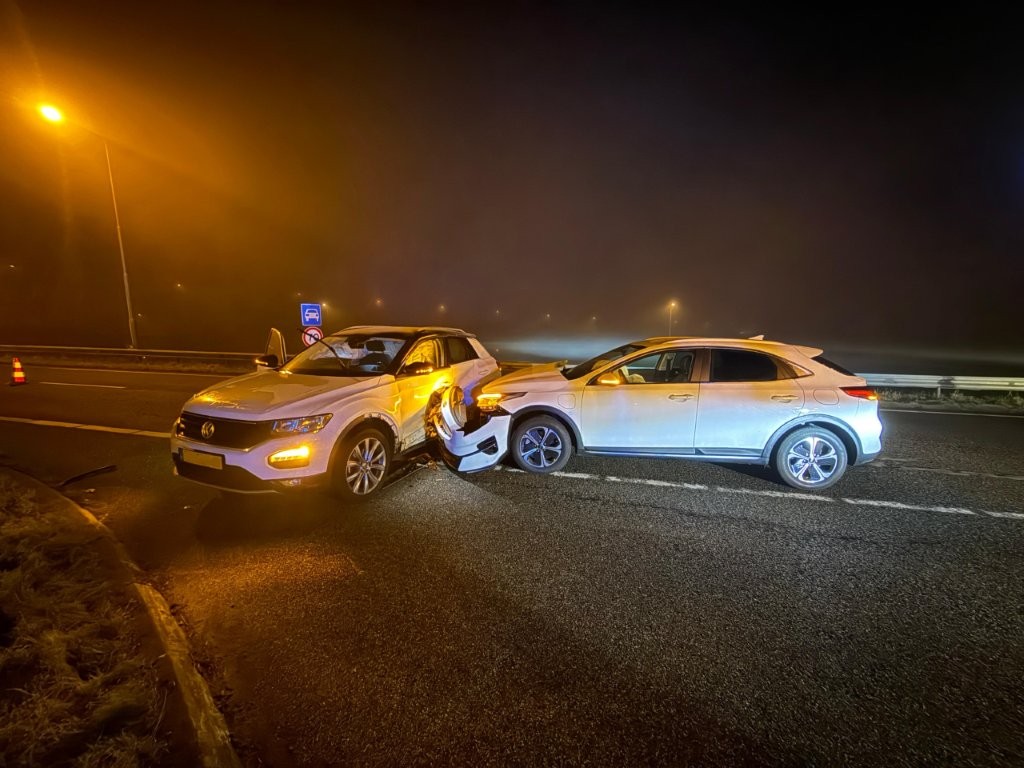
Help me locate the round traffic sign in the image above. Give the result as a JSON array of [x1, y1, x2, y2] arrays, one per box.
[[302, 326, 324, 347]]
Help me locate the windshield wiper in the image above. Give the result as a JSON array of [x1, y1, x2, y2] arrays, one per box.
[[308, 338, 348, 370]]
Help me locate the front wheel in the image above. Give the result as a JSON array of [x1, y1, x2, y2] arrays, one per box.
[[511, 416, 573, 474], [333, 427, 392, 500], [773, 426, 848, 490]]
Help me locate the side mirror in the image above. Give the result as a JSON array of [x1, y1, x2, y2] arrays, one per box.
[[255, 354, 279, 369], [595, 374, 621, 386], [398, 361, 435, 377]]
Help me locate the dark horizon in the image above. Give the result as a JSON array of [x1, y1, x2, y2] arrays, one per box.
[[1, 3, 1021, 360]]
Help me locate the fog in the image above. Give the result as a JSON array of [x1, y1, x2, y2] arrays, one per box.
[[1, 3, 1020, 372]]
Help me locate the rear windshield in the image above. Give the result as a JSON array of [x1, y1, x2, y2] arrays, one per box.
[[813, 355, 855, 376]]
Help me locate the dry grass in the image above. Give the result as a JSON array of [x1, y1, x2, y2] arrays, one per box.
[[0, 480, 168, 766]]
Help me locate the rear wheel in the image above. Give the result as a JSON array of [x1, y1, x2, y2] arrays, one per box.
[[774, 426, 848, 490], [511, 416, 572, 474], [333, 427, 391, 500]]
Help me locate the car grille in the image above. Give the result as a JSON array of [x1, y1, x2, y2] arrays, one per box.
[[175, 412, 273, 450]]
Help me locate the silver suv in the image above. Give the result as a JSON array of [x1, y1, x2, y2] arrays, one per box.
[[434, 337, 882, 490]]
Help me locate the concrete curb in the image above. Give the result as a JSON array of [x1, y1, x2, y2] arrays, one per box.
[[2, 469, 242, 768]]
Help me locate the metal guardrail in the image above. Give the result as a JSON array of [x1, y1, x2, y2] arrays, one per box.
[[1, 347, 1021, 393], [0, 344, 256, 362], [862, 373, 1024, 394]]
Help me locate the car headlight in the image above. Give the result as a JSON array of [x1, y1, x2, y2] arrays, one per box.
[[272, 414, 333, 435], [477, 392, 526, 413]]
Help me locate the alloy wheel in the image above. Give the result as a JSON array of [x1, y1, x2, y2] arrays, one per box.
[[345, 436, 387, 495], [785, 435, 839, 486], [519, 426, 564, 469]]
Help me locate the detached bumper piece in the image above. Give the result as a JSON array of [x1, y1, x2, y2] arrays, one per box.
[[436, 414, 511, 473]]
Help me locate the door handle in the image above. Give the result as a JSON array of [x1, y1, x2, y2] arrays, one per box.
[[771, 394, 798, 402], [668, 393, 694, 401]]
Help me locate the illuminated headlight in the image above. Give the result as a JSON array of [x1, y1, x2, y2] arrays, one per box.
[[268, 445, 311, 468], [477, 392, 526, 413], [272, 414, 332, 435]]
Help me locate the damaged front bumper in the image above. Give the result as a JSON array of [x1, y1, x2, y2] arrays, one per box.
[[432, 388, 510, 473]]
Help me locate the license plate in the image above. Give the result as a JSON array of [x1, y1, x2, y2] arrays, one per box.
[[180, 448, 224, 470]]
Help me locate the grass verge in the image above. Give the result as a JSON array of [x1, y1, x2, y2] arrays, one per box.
[[878, 388, 1024, 413], [0, 478, 171, 766]]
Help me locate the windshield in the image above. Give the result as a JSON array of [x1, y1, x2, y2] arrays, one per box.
[[562, 343, 647, 380], [281, 333, 410, 377]]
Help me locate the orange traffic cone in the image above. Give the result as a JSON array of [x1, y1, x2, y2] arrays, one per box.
[[10, 357, 26, 386]]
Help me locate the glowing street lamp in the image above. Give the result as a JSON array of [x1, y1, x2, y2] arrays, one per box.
[[38, 104, 64, 123], [36, 103, 137, 348], [668, 300, 678, 335]]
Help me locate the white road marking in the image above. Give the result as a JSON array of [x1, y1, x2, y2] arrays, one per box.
[[716, 486, 834, 502], [40, 381, 126, 390], [0, 415, 168, 439], [884, 408, 1024, 419], [493, 463, 1019, 521], [2, 418, 1020, 521], [897, 465, 1024, 482], [841, 498, 975, 515]]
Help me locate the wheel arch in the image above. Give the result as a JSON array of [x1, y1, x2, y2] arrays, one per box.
[[327, 413, 400, 482], [509, 406, 582, 451], [762, 416, 860, 466]]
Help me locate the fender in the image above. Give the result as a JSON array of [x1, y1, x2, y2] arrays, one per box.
[[761, 414, 862, 465], [336, 410, 401, 449]]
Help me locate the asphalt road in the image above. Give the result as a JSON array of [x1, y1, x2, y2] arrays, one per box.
[[1, 366, 1023, 766]]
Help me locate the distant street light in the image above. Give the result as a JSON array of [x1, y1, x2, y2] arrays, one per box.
[[438, 303, 447, 314], [37, 103, 138, 348], [668, 300, 678, 335], [374, 297, 383, 308]]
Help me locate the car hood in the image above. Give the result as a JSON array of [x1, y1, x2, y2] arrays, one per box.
[[485, 362, 570, 393], [183, 370, 386, 419]]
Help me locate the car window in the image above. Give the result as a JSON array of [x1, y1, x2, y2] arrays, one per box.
[[404, 339, 440, 369], [609, 350, 695, 384], [445, 336, 478, 364], [563, 343, 647, 380], [709, 349, 784, 382]]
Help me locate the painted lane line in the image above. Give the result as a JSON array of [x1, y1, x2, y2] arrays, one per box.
[[883, 409, 1024, 419], [0, 415, 168, 439], [897, 465, 1024, 482], [607, 475, 708, 491], [493, 463, 1019, 520], [40, 381, 126, 390], [716, 486, 834, 502], [841, 497, 975, 515]]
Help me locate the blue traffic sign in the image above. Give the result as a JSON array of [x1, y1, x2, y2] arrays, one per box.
[[300, 303, 322, 327]]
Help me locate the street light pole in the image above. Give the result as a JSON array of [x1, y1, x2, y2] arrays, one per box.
[[37, 104, 138, 348], [668, 301, 677, 336], [103, 141, 138, 349]]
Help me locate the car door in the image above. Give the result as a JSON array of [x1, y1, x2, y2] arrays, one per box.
[[694, 348, 805, 455], [580, 349, 699, 451], [396, 338, 452, 448]]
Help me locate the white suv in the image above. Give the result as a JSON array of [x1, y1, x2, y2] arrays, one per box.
[[435, 337, 882, 490], [172, 326, 497, 498]]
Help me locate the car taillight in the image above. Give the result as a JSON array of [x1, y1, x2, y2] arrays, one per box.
[[841, 387, 878, 401]]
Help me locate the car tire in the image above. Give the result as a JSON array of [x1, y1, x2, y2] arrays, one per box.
[[773, 426, 848, 490], [511, 416, 573, 474], [332, 427, 392, 500]]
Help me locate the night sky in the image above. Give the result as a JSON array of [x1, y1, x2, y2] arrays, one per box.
[[0, 3, 1020, 360]]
